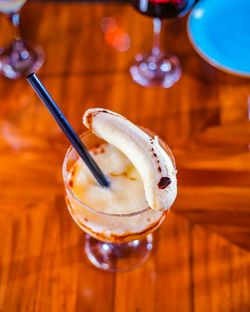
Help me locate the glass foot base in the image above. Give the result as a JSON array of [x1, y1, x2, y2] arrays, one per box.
[[0, 39, 44, 79], [85, 234, 153, 272], [130, 52, 182, 88]]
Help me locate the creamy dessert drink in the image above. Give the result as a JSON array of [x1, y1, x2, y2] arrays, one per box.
[[0, 0, 27, 14], [63, 108, 177, 244]]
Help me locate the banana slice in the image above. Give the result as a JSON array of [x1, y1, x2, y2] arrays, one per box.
[[83, 108, 177, 211]]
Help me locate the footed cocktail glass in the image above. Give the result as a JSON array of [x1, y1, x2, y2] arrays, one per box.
[[62, 131, 176, 272]]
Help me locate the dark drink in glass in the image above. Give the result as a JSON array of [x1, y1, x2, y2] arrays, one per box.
[[134, 0, 195, 19], [130, 0, 195, 88]]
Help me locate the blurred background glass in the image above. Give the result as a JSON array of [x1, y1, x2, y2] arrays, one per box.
[[0, 0, 44, 79], [130, 0, 195, 88]]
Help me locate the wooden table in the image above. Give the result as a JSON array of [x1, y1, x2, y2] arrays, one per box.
[[0, 2, 250, 311]]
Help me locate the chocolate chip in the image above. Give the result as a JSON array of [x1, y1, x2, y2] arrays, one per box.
[[158, 177, 171, 189]]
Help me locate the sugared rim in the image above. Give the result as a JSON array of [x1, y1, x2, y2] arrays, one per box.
[[62, 130, 175, 217]]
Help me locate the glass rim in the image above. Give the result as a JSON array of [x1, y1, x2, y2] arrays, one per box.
[[62, 131, 152, 218]]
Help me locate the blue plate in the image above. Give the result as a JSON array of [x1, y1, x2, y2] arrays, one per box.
[[188, 0, 250, 77]]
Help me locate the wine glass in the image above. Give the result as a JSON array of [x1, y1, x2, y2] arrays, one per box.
[[63, 131, 176, 272], [0, 0, 44, 79], [130, 0, 195, 88]]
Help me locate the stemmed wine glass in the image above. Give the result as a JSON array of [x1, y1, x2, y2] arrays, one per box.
[[130, 0, 195, 88], [0, 0, 44, 79]]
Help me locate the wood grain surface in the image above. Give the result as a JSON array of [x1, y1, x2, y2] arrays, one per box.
[[0, 2, 250, 311]]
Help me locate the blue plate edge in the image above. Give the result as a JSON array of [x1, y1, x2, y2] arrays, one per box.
[[187, 8, 250, 78]]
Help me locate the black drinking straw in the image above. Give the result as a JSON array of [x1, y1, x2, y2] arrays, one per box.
[[26, 73, 110, 187]]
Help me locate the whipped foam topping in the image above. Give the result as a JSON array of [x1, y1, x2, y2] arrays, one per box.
[[67, 142, 165, 240], [83, 108, 177, 211], [69, 143, 148, 214]]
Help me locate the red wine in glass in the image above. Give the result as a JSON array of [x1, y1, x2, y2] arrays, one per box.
[[130, 0, 195, 87], [134, 0, 195, 19]]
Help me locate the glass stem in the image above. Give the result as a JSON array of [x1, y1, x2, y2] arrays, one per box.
[[152, 18, 162, 57], [8, 12, 21, 40]]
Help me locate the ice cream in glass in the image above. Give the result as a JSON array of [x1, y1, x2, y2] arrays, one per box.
[[63, 108, 177, 272]]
